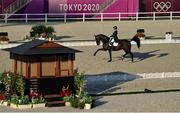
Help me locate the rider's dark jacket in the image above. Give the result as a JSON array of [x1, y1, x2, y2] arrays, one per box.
[[110, 31, 118, 42]]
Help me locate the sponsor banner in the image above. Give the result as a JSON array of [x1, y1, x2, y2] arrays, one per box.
[[48, 0, 104, 13]]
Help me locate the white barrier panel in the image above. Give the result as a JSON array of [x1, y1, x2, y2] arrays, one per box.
[[87, 72, 180, 82]]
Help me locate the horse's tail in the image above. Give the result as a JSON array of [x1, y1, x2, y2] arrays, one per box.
[[131, 35, 140, 49]]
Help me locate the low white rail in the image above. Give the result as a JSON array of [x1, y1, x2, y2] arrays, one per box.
[[1, 11, 180, 23]]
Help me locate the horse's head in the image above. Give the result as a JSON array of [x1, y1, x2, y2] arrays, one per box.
[[94, 35, 101, 45], [94, 34, 109, 46]]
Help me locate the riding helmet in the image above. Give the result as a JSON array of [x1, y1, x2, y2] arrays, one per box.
[[113, 26, 118, 29]]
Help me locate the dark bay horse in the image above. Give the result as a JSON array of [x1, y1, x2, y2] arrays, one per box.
[[94, 34, 141, 62]]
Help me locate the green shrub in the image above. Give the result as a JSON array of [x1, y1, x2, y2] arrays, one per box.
[[0, 72, 26, 97], [70, 95, 79, 108], [31, 96, 46, 104], [10, 94, 19, 105], [18, 95, 30, 105], [16, 76, 25, 97], [31, 24, 55, 39], [63, 95, 72, 102], [84, 95, 92, 104]]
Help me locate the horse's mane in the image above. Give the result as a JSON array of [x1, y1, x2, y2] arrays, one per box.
[[96, 34, 110, 39]]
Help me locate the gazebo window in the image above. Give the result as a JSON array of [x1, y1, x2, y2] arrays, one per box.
[[17, 60, 22, 75], [41, 56, 56, 77], [30, 63, 38, 78], [60, 55, 69, 76]]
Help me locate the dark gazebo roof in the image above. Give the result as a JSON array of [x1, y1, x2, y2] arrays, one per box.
[[4, 39, 81, 55]]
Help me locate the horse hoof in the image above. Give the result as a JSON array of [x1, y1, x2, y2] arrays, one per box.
[[93, 54, 96, 56], [121, 57, 124, 61], [108, 60, 112, 62]]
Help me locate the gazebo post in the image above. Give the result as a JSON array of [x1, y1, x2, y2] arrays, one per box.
[[37, 62, 41, 78], [13, 59, 17, 73], [25, 62, 29, 79]]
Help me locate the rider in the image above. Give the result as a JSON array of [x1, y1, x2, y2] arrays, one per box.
[[109, 26, 119, 46]]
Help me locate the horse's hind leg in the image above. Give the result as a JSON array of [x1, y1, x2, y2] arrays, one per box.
[[121, 49, 129, 60], [121, 49, 128, 61], [129, 52, 134, 62], [108, 49, 112, 62]]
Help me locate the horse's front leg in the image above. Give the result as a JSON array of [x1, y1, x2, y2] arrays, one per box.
[[108, 49, 112, 62], [93, 48, 104, 56]]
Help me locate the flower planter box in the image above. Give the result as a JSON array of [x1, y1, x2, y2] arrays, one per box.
[[0, 41, 9, 44], [84, 103, 91, 110], [65, 102, 71, 106], [32, 103, 46, 108], [2, 101, 10, 106], [18, 104, 32, 109], [10, 103, 32, 109], [10, 103, 18, 108]]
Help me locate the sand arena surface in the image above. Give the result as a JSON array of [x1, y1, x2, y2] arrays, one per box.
[[73, 44, 180, 75], [0, 20, 180, 112], [0, 43, 180, 74]]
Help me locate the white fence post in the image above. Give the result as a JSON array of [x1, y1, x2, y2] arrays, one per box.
[[136, 12, 139, 21], [25, 14, 28, 23], [118, 13, 121, 21], [64, 13, 66, 23], [153, 12, 156, 21], [5, 14, 8, 24], [101, 13, 103, 22], [45, 13, 47, 23], [83, 13, 85, 22], [170, 12, 172, 21]]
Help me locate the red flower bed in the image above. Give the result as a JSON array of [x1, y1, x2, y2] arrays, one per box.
[[29, 92, 43, 99], [0, 95, 6, 100], [59, 85, 71, 97], [0, 36, 9, 41]]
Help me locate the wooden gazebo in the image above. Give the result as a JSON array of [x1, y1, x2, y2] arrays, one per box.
[[4, 39, 80, 95]]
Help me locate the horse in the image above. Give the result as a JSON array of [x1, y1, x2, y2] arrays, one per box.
[[94, 34, 141, 62]]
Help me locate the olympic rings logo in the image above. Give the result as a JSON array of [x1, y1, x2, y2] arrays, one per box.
[[153, 2, 172, 12]]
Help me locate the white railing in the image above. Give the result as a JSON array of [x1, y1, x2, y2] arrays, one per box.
[[0, 11, 180, 23]]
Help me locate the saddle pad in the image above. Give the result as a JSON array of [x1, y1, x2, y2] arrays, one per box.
[[113, 42, 118, 46]]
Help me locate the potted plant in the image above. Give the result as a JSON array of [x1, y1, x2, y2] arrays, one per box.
[[31, 24, 55, 40], [30, 91, 46, 108], [2, 99, 10, 106], [0, 36, 9, 44], [31, 96, 46, 108], [70, 95, 79, 108], [9, 94, 19, 108], [84, 95, 92, 110], [63, 96, 72, 106], [17, 95, 32, 109], [10, 94, 32, 109]]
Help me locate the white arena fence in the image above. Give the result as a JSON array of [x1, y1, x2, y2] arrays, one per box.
[[0, 11, 180, 23]]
